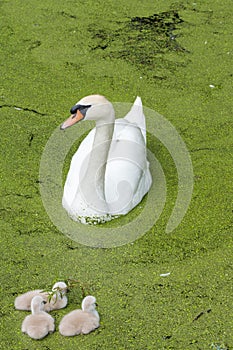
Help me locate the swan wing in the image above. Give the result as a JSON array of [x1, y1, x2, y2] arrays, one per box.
[[105, 119, 151, 214]]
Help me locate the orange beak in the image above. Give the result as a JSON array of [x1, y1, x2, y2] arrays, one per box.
[[60, 110, 84, 130]]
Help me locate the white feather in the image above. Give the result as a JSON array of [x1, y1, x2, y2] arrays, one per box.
[[59, 295, 99, 336], [21, 296, 55, 340]]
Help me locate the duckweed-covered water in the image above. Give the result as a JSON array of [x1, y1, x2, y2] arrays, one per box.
[[0, 0, 232, 349]]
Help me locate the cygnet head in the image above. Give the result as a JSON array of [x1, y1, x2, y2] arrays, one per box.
[[31, 296, 46, 314], [60, 94, 114, 130], [81, 295, 97, 313], [52, 281, 68, 295]]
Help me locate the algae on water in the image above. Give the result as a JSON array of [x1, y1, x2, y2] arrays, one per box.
[[0, 0, 233, 348]]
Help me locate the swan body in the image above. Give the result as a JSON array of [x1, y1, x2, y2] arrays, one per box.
[[59, 295, 99, 336], [14, 281, 68, 312], [21, 296, 55, 340], [61, 95, 152, 224]]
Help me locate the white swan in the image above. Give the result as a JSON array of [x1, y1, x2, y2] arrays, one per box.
[[61, 95, 152, 223], [59, 295, 99, 336], [21, 296, 55, 340], [14, 281, 68, 312]]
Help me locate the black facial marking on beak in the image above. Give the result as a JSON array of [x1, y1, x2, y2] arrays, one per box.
[[70, 104, 80, 114], [70, 104, 91, 116]]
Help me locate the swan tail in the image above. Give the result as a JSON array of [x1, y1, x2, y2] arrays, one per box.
[[134, 96, 142, 106], [124, 96, 146, 143]]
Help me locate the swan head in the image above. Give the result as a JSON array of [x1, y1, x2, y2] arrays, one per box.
[[81, 295, 97, 313], [52, 281, 68, 295], [31, 295, 46, 314], [60, 94, 114, 130]]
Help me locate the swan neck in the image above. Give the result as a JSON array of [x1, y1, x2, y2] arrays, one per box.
[[79, 117, 115, 214], [32, 303, 41, 315], [95, 102, 115, 126]]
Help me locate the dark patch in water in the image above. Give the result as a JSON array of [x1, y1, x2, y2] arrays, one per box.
[[64, 61, 83, 70], [0, 104, 47, 116], [192, 308, 212, 322], [90, 10, 188, 78], [59, 10, 77, 19], [4, 192, 32, 199], [130, 11, 183, 35], [28, 133, 34, 146], [28, 40, 41, 51], [163, 335, 172, 340], [17, 228, 41, 236]]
